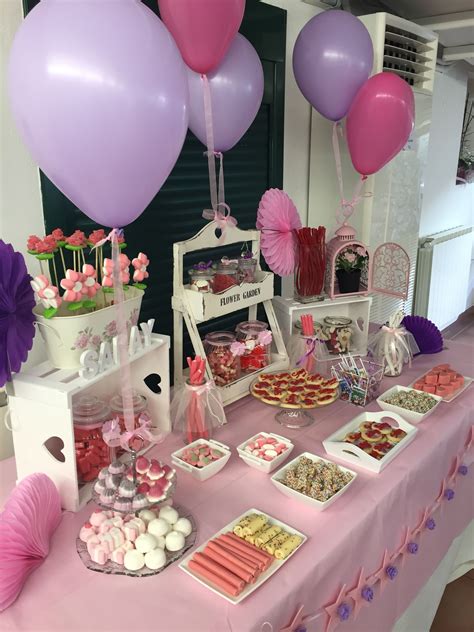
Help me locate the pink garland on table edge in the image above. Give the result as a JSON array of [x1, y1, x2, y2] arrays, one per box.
[[267, 424, 474, 632]]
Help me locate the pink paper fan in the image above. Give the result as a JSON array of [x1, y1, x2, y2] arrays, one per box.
[[257, 189, 302, 276], [0, 473, 61, 611]]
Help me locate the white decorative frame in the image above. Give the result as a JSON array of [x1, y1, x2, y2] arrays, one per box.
[[172, 221, 289, 406]]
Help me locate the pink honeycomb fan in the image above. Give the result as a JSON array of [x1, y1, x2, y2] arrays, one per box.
[[0, 473, 61, 611], [257, 188, 302, 277]]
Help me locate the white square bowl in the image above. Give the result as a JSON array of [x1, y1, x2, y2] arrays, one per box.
[[323, 410, 417, 473], [270, 452, 357, 511], [171, 439, 231, 482], [236, 432, 294, 473], [377, 385, 442, 424]]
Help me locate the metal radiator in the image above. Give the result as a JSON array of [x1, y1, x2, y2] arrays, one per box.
[[413, 226, 473, 330]]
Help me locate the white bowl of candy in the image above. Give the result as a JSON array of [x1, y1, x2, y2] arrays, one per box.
[[377, 385, 442, 424], [171, 439, 231, 482], [236, 432, 293, 473], [271, 452, 357, 511]]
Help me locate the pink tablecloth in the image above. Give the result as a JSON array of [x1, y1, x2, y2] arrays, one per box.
[[1, 341, 474, 632]]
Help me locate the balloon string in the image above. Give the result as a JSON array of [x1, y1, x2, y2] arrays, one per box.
[[201, 74, 218, 212], [332, 121, 345, 204], [111, 230, 135, 433]]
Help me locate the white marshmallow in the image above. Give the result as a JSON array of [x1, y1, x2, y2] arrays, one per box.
[[135, 533, 158, 554], [173, 517, 192, 537], [144, 548, 166, 570], [159, 506, 179, 525], [123, 550, 145, 571], [148, 518, 170, 538], [138, 509, 156, 524], [165, 530, 185, 552]]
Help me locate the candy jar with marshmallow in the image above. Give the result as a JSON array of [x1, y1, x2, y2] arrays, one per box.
[[204, 331, 241, 386]]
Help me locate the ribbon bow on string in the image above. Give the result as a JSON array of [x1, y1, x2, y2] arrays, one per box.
[[202, 203, 238, 244], [103, 413, 160, 452], [332, 122, 372, 227], [90, 227, 124, 250]]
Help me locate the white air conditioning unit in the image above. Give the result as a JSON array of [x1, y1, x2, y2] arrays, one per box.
[[308, 13, 438, 325]]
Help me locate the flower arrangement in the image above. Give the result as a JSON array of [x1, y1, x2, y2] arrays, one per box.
[[27, 227, 149, 319], [336, 246, 368, 272]]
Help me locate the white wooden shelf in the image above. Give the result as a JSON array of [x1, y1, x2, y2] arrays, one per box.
[[172, 221, 289, 406]]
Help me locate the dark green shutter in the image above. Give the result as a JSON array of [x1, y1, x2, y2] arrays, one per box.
[[23, 0, 286, 376]]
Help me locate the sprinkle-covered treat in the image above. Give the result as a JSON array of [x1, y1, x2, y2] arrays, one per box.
[[282, 456, 353, 503]]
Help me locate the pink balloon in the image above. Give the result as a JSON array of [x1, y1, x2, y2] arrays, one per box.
[[8, 0, 189, 228], [158, 0, 245, 75], [346, 73, 415, 176]]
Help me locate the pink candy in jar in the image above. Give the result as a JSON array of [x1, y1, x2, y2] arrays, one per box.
[[238, 252, 257, 283], [204, 331, 241, 386]]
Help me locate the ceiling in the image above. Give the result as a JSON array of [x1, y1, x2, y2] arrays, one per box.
[[382, 0, 474, 66]]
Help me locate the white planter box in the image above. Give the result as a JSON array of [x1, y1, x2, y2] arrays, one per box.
[[181, 272, 274, 323], [323, 410, 417, 473], [6, 334, 170, 512], [273, 294, 372, 356], [377, 385, 442, 424]]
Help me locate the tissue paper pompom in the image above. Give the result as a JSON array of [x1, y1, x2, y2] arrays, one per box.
[[0, 473, 61, 611]]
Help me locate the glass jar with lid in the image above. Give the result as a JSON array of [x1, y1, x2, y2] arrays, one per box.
[[188, 261, 214, 293], [73, 396, 111, 483], [235, 320, 272, 372], [322, 316, 353, 354], [211, 257, 239, 293], [110, 390, 149, 433], [204, 331, 241, 386], [238, 253, 258, 283]]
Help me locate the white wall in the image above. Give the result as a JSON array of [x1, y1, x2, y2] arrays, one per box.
[[1, 0, 47, 371], [419, 63, 474, 237]]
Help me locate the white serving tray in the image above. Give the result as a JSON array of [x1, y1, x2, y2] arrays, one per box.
[[377, 385, 442, 424], [179, 508, 307, 604], [270, 452, 357, 509], [322, 411, 417, 473], [236, 432, 294, 473], [408, 374, 473, 403]]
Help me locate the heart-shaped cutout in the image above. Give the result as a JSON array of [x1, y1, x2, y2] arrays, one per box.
[[381, 416, 399, 429], [43, 436, 66, 463], [144, 373, 162, 394]]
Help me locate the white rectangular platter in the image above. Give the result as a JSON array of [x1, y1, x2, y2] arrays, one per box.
[[408, 374, 473, 403], [179, 508, 307, 604], [323, 411, 417, 473]]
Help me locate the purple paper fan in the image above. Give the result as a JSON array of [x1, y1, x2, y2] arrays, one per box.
[[0, 240, 36, 387], [401, 315, 443, 355]]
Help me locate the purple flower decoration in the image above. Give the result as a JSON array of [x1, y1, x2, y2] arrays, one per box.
[[295, 626, 307, 632], [386, 565, 398, 580], [444, 488, 455, 501], [361, 586, 374, 602], [426, 518, 436, 531], [337, 602, 351, 621], [458, 465, 468, 476], [407, 542, 419, 554], [0, 241, 35, 388]]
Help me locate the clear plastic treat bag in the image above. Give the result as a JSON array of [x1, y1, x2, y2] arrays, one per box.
[[368, 311, 420, 377], [171, 379, 226, 445], [288, 330, 331, 375]]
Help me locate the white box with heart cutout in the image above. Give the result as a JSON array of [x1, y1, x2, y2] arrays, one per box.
[[322, 410, 417, 473], [6, 333, 170, 512]]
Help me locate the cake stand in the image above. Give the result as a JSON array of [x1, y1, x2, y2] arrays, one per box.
[[76, 504, 197, 577]]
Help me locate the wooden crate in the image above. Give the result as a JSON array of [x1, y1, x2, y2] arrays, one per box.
[[6, 334, 170, 512]]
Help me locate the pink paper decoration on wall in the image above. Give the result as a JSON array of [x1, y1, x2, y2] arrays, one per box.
[[0, 473, 61, 611], [257, 189, 302, 277]]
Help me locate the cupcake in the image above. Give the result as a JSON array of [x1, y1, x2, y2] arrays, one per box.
[[106, 474, 122, 490], [94, 479, 106, 494], [132, 494, 148, 510], [100, 489, 116, 505], [118, 479, 136, 498], [109, 460, 126, 475], [114, 497, 132, 512]]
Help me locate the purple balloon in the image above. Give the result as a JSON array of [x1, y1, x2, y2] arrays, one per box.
[[8, 0, 189, 228], [293, 10, 373, 122], [187, 34, 264, 153]]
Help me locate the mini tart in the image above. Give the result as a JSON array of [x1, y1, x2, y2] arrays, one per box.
[[306, 374, 323, 386], [368, 449, 384, 460], [322, 378, 339, 390], [361, 428, 382, 443], [357, 440, 372, 452], [291, 368, 307, 378], [317, 394, 336, 406], [260, 373, 277, 382], [287, 385, 306, 393], [271, 386, 287, 397], [276, 372, 291, 381], [261, 393, 284, 405], [280, 394, 301, 409], [387, 428, 406, 444], [301, 397, 318, 409], [360, 422, 372, 432], [256, 381, 273, 389], [373, 441, 392, 455], [291, 378, 307, 386], [304, 389, 320, 399], [374, 422, 392, 434], [319, 388, 336, 396], [345, 431, 362, 444], [273, 380, 289, 389]]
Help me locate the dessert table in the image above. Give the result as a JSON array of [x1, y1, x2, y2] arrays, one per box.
[[1, 340, 473, 632]]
